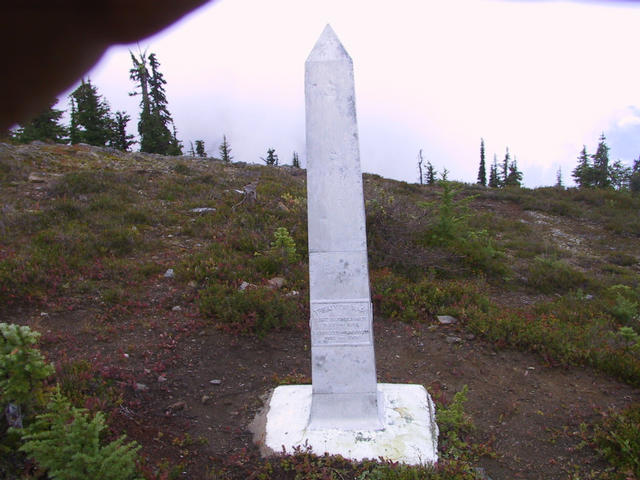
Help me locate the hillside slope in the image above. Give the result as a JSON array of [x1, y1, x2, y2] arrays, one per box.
[[1, 142, 639, 479]]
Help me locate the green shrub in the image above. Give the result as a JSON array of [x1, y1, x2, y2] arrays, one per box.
[[437, 385, 474, 458], [0, 323, 54, 408], [593, 404, 640, 478], [270, 227, 299, 263], [19, 389, 141, 480], [525, 256, 587, 294], [199, 283, 301, 336]]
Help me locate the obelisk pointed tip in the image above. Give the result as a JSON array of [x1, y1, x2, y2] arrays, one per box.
[[306, 24, 352, 64]]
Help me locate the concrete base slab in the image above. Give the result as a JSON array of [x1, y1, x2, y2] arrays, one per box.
[[253, 383, 438, 465]]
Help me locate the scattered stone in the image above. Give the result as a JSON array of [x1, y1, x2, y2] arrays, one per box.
[[277, 202, 290, 212], [188, 280, 198, 288], [190, 207, 216, 213], [437, 315, 457, 325], [134, 383, 149, 392], [266, 277, 286, 289], [201, 395, 211, 405], [239, 281, 256, 291], [465, 333, 476, 341], [286, 290, 300, 297], [445, 336, 463, 344], [474, 467, 493, 480], [28, 172, 47, 183], [163, 268, 175, 278], [40, 312, 48, 317], [166, 401, 186, 413], [210, 379, 222, 385], [585, 294, 594, 300], [171, 305, 182, 311], [157, 375, 167, 383]]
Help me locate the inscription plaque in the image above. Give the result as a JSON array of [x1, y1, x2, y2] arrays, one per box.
[[311, 300, 372, 346]]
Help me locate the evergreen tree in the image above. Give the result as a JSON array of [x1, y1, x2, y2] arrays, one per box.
[[555, 167, 563, 189], [630, 157, 640, 194], [69, 98, 80, 145], [69, 79, 114, 146], [219, 135, 232, 163], [292, 151, 300, 168], [13, 101, 67, 144], [261, 148, 279, 166], [591, 133, 611, 188], [505, 157, 523, 187], [167, 124, 183, 156], [501, 148, 510, 187], [130, 51, 178, 155], [425, 160, 436, 185], [488, 154, 500, 188], [111, 111, 135, 151], [609, 160, 632, 191], [195, 140, 206, 157], [572, 146, 593, 188], [477, 138, 486, 186]]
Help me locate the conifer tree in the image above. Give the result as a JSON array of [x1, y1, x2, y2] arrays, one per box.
[[425, 160, 436, 185], [69, 79, 114, 146], [591, 133, 611, 188], [477, 138, 486, 186], [555, 167, 563, 189], [501, 148, 510, 187], [219, 135, 232, 163], [505, 157, 523, 187], [488, 154, 500, 188], [292, 151, 300, 168], [195, 140, 206, 157], [630, 157, 640, 194], [130, 51, 179, 155], [572, 146, 593, 188], [609, 160, 632, 191], [261, 148, 279, 166], [69, 98, 80, 145], [13, 101, 67, 144], [111, 111, 135, 151]]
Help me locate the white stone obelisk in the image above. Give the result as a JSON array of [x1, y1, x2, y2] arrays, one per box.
[[305, 24, 382, 430], [254, 26, 438, 465]]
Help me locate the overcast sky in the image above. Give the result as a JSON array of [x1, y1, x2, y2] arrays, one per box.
[[59, 0, 640, 187]]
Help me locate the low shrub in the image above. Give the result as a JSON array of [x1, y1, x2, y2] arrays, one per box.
[[0, 323, 53, 410], [199, 283, 301, 336], [18, 388, 141, 480], [525, 256, 587, 294], [593, 404, 640, 478]]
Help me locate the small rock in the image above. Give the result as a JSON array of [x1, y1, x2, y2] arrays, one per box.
[[157, 375, 167, 383], [286, 290, 300, 297], [465, 333, 476, 341], [277, 202, 290, 212], [201, 395, 211, 405], [210, 379, 222, 385], [135, 383, 149, 392], [585, 294, 594, 300], [40, 312, 48, 317], [238, 281, 256, 291], [266, 277, 286, 289], [171, 305, 182, 311], [163, 268, 175, 279], [188, 280, 198, 288], [166, 401, 186, 413], [445, 336, 463, 344], [28, 172, 47, 183], [437, 315, 457, 325], [190, 207, 216, 213], [474, 467, 493, 480]]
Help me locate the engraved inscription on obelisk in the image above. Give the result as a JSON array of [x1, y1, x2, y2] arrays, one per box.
[[305, 25, 382, 430]]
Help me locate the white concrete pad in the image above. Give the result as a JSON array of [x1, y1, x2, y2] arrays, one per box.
[[256, 384, 438, 465]]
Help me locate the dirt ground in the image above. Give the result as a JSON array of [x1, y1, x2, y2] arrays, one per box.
[[12, 276, 639, 479]]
